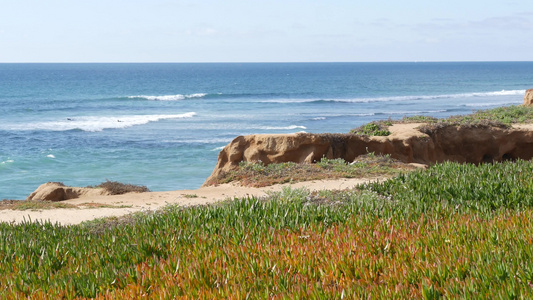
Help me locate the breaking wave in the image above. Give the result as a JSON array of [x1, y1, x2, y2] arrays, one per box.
[[463, 101, 519, 107], [257, 125, 307, 130], [128, 93, 207, 101], [256, 90, 526, 104], [4, 112, 196, 132]]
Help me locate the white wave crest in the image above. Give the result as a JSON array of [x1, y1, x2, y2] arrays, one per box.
[[464, 101, 517, 107], [334, 90, 526, 103], [211, 146, 226, 151], [259, 99, 319, 103], [258, 125, 307, 130], [1, 159, 14, 164], [128, 93, 207, 101], [380, 109, 448, 115], [46, 154, 56, 158], [6, 112, 196, 132], [473, 90, 526, 96], [257, 90, 526, 104], [162, 138, 233, 144], [323, 113, 375, 118]]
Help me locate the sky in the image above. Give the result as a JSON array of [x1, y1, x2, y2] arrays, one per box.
[[1, 0, 532, 62]]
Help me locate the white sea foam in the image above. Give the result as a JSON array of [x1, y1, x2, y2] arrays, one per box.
[[46, 154, 55, 158], [258, 125, 307, 130], [1, 159, 14, 164], [211, 146, 226, 151], [128, 93, 207, 101], [322, 113, 375, 118], [260, 99, 319, 103], [332, 90, 526, 103], [312, 117, 327, 120], [257, 90, 526, 104], [162, 138, 232, 144], [379, 109, 448, 115], [472, 90, 526, 96], [464, 101, 518, 107], [6, 112, 196, 132]]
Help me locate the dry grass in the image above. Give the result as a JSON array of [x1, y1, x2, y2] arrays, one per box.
[[77, 203, 133, 209], [0, 200, 77, 211], [207, 154, 417, 187], [91, 180, 150, 195], [0, 200, 134, 211]]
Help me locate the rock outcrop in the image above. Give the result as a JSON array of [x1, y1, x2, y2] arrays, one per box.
[[525, 89, 533, 106], [27, 182, 110, 201], [203, 123, 533, 185]]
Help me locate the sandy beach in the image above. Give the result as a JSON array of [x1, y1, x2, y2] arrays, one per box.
[[0, 177, 382, 226], [5, 121, 533, 226]]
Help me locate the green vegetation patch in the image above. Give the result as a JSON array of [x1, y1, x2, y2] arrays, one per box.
[[0, 200, 135, 211], [350, 105, 533, 134], [90, 180, 150, 195], [0, 200, 78, 211], [78, 203, 133, 209], [360, 160, 533, 215], [406, 105, 533, 132], [455, 105, 533, 125], [4, 160, 533, 298], [183, 194, 199, 198], [208, 155, 414, 187], [350, 120, 392, 136], [400, 115, 439, 123]]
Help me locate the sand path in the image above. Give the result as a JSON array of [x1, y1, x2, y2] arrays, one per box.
[[0, 177, 384, 226]]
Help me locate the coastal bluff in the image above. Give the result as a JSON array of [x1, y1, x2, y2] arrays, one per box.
[[205, 90, 533, 184], [203, 123, 533, 185], [524, 89, 533, 106]]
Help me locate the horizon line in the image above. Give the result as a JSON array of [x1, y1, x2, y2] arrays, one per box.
[[1, 60, 532, 64]]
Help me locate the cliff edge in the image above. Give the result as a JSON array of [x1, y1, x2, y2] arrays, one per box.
[[203, 123, 533, 186]]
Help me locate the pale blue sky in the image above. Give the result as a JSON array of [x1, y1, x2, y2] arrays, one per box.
[[1, 0, 532, 62]]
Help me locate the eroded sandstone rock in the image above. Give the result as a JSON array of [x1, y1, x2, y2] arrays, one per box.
[[203, 124, 533, 186], [525, 89, 533, 106], [26, 182, 109, 201]]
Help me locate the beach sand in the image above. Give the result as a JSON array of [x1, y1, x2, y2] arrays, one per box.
[[0, 177, 384, 226], [7, 121, 529, 226]]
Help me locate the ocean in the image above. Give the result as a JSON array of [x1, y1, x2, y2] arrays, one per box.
[[1, 62, 532, 200]]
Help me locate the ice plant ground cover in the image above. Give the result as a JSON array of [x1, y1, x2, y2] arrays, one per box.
[[1, 161, 533, 298]]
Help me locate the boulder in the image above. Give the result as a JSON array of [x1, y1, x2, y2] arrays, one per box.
[[26, 182, 109, 201], [524, 89, 533, 106]]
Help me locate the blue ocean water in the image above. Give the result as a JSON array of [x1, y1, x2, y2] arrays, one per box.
[[1, 62, 532, 200]]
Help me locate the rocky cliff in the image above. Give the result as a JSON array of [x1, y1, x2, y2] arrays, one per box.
[[203, 123, 533, 185], [524, 89, 533, 106]]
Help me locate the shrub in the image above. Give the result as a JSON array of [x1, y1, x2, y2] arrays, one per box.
[[94, 180, 150, 195], [350, 121, 391, 136], [401, 115, 439, 123]]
